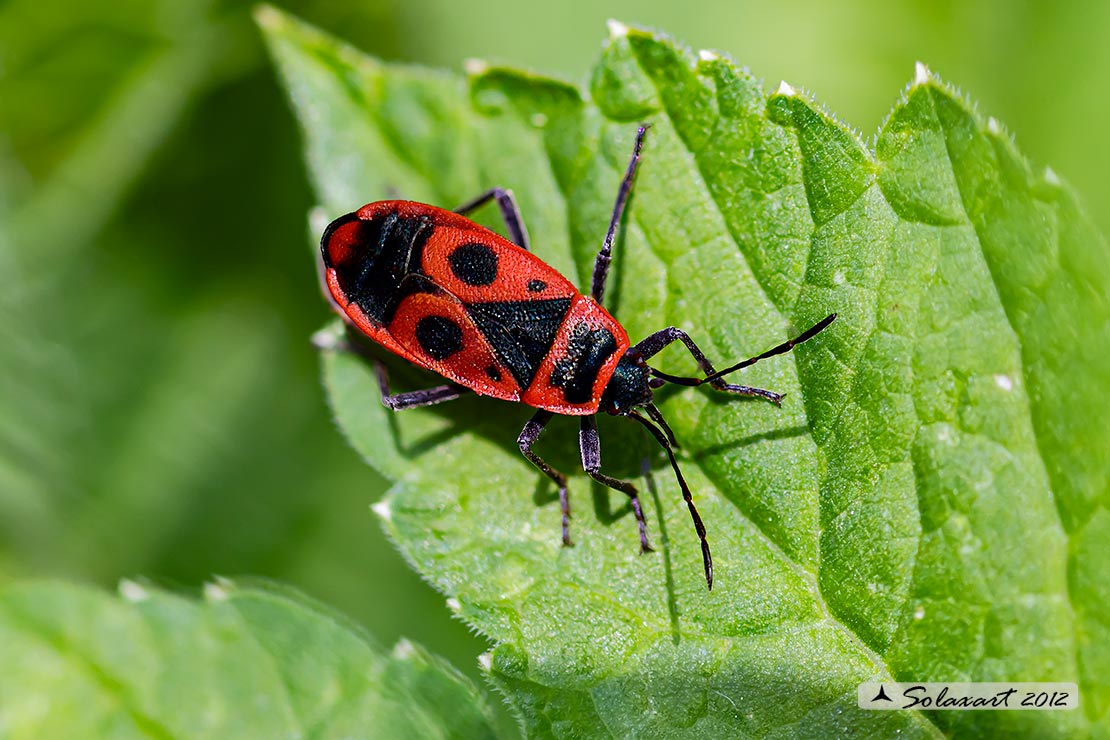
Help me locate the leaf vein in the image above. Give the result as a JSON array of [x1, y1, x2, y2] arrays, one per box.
[[925, 84, 1086, 707], [625, 48, 945, 739]]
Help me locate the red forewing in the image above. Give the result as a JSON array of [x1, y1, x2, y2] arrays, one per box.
[[387, 290, 523, 400]]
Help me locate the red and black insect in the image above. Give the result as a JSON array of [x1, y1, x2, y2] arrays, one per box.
[[320, 127, 835, 589]]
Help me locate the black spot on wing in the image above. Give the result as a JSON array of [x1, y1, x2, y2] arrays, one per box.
[[485, 365, 502, 382], [527, 279, 547, 293], [466, 298, 572, 390], [550, 323, 618, 404], [449, 243, 499, 286], [415, 315, 463, 360], [326, 212, 435, 324]]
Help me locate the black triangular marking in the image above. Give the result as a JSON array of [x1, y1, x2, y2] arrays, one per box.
[[872, 685, 892, 702], [466, 298, 572, 389]]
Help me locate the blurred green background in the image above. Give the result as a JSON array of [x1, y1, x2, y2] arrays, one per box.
[[2, 0, 1107, 687]]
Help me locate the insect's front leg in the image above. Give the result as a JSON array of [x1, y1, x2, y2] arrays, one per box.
[[632, 327, 784, 403], [579, 416, 653, 553]]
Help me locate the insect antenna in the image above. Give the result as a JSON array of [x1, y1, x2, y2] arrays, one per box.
[[647, 370, 700, 387], [647, 313, 836, 390], [702, 313, 837, 383], [627, 408, 713, 590]]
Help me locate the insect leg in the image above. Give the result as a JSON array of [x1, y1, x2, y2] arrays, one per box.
[[632, 327, 785, 403], [372, 360, 470, 410], [591, 125, 648, 305], [317, 325, 471, 410], [580, 416, 653, 553], [590, 125, 648, 306], [454, 187, 531, 251], [518, 410, 572, 546], [627, 409, 713, 590]]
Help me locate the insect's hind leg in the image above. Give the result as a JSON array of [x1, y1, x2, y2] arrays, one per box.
[[372, 361, 469, 410], [580, 416, 653, 553], [315, 326, 470, 410], [632, 327, 784, 403], [591, 125, 648, 306], [519, 410, 573, 546], [454, 187, 531, 251]]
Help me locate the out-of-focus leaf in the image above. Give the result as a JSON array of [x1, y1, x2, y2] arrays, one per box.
[[263, 8, 1109, 738], [0, 579, 499, 739], [0, 0, 489, 689], [0, 0, 233, 264]]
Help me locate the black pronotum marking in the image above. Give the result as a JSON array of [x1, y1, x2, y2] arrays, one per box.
[[448, 243, 499, 286], [322, 212, 436, 324], [415, 315, 464, 360], [485, 365, 502, 382], [550, 322, 618, 404], [466, 298, 572, 389], [527, 279, 547, 293]]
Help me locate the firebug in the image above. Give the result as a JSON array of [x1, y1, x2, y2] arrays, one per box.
[[319, 126, 835, 589]]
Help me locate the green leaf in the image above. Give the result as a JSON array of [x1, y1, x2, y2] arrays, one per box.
[[260, 7, 1110, 737], [0, 0, 230, 265], [0, 580, 498, 739]]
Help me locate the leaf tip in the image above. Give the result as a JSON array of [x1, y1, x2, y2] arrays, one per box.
[[913, 60, 931, 86], [392, 638, 417, 659], [252, 3, 283, 30], [698, 49, 721, 62], [309, 205, 329, 234], [607, 19, 630, 39], [775, 80, 797, 97], [463, 58, 489, 76], [477, 651, 493, 672], [1044, 166, 1061, 186], [446, 596, 462, 613], [118, 579, 150, 603], [311, 325, 343, 350], [371, 498, 393, 521], [987, 116, 1003, 136], [203, 577, 234, 603]]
